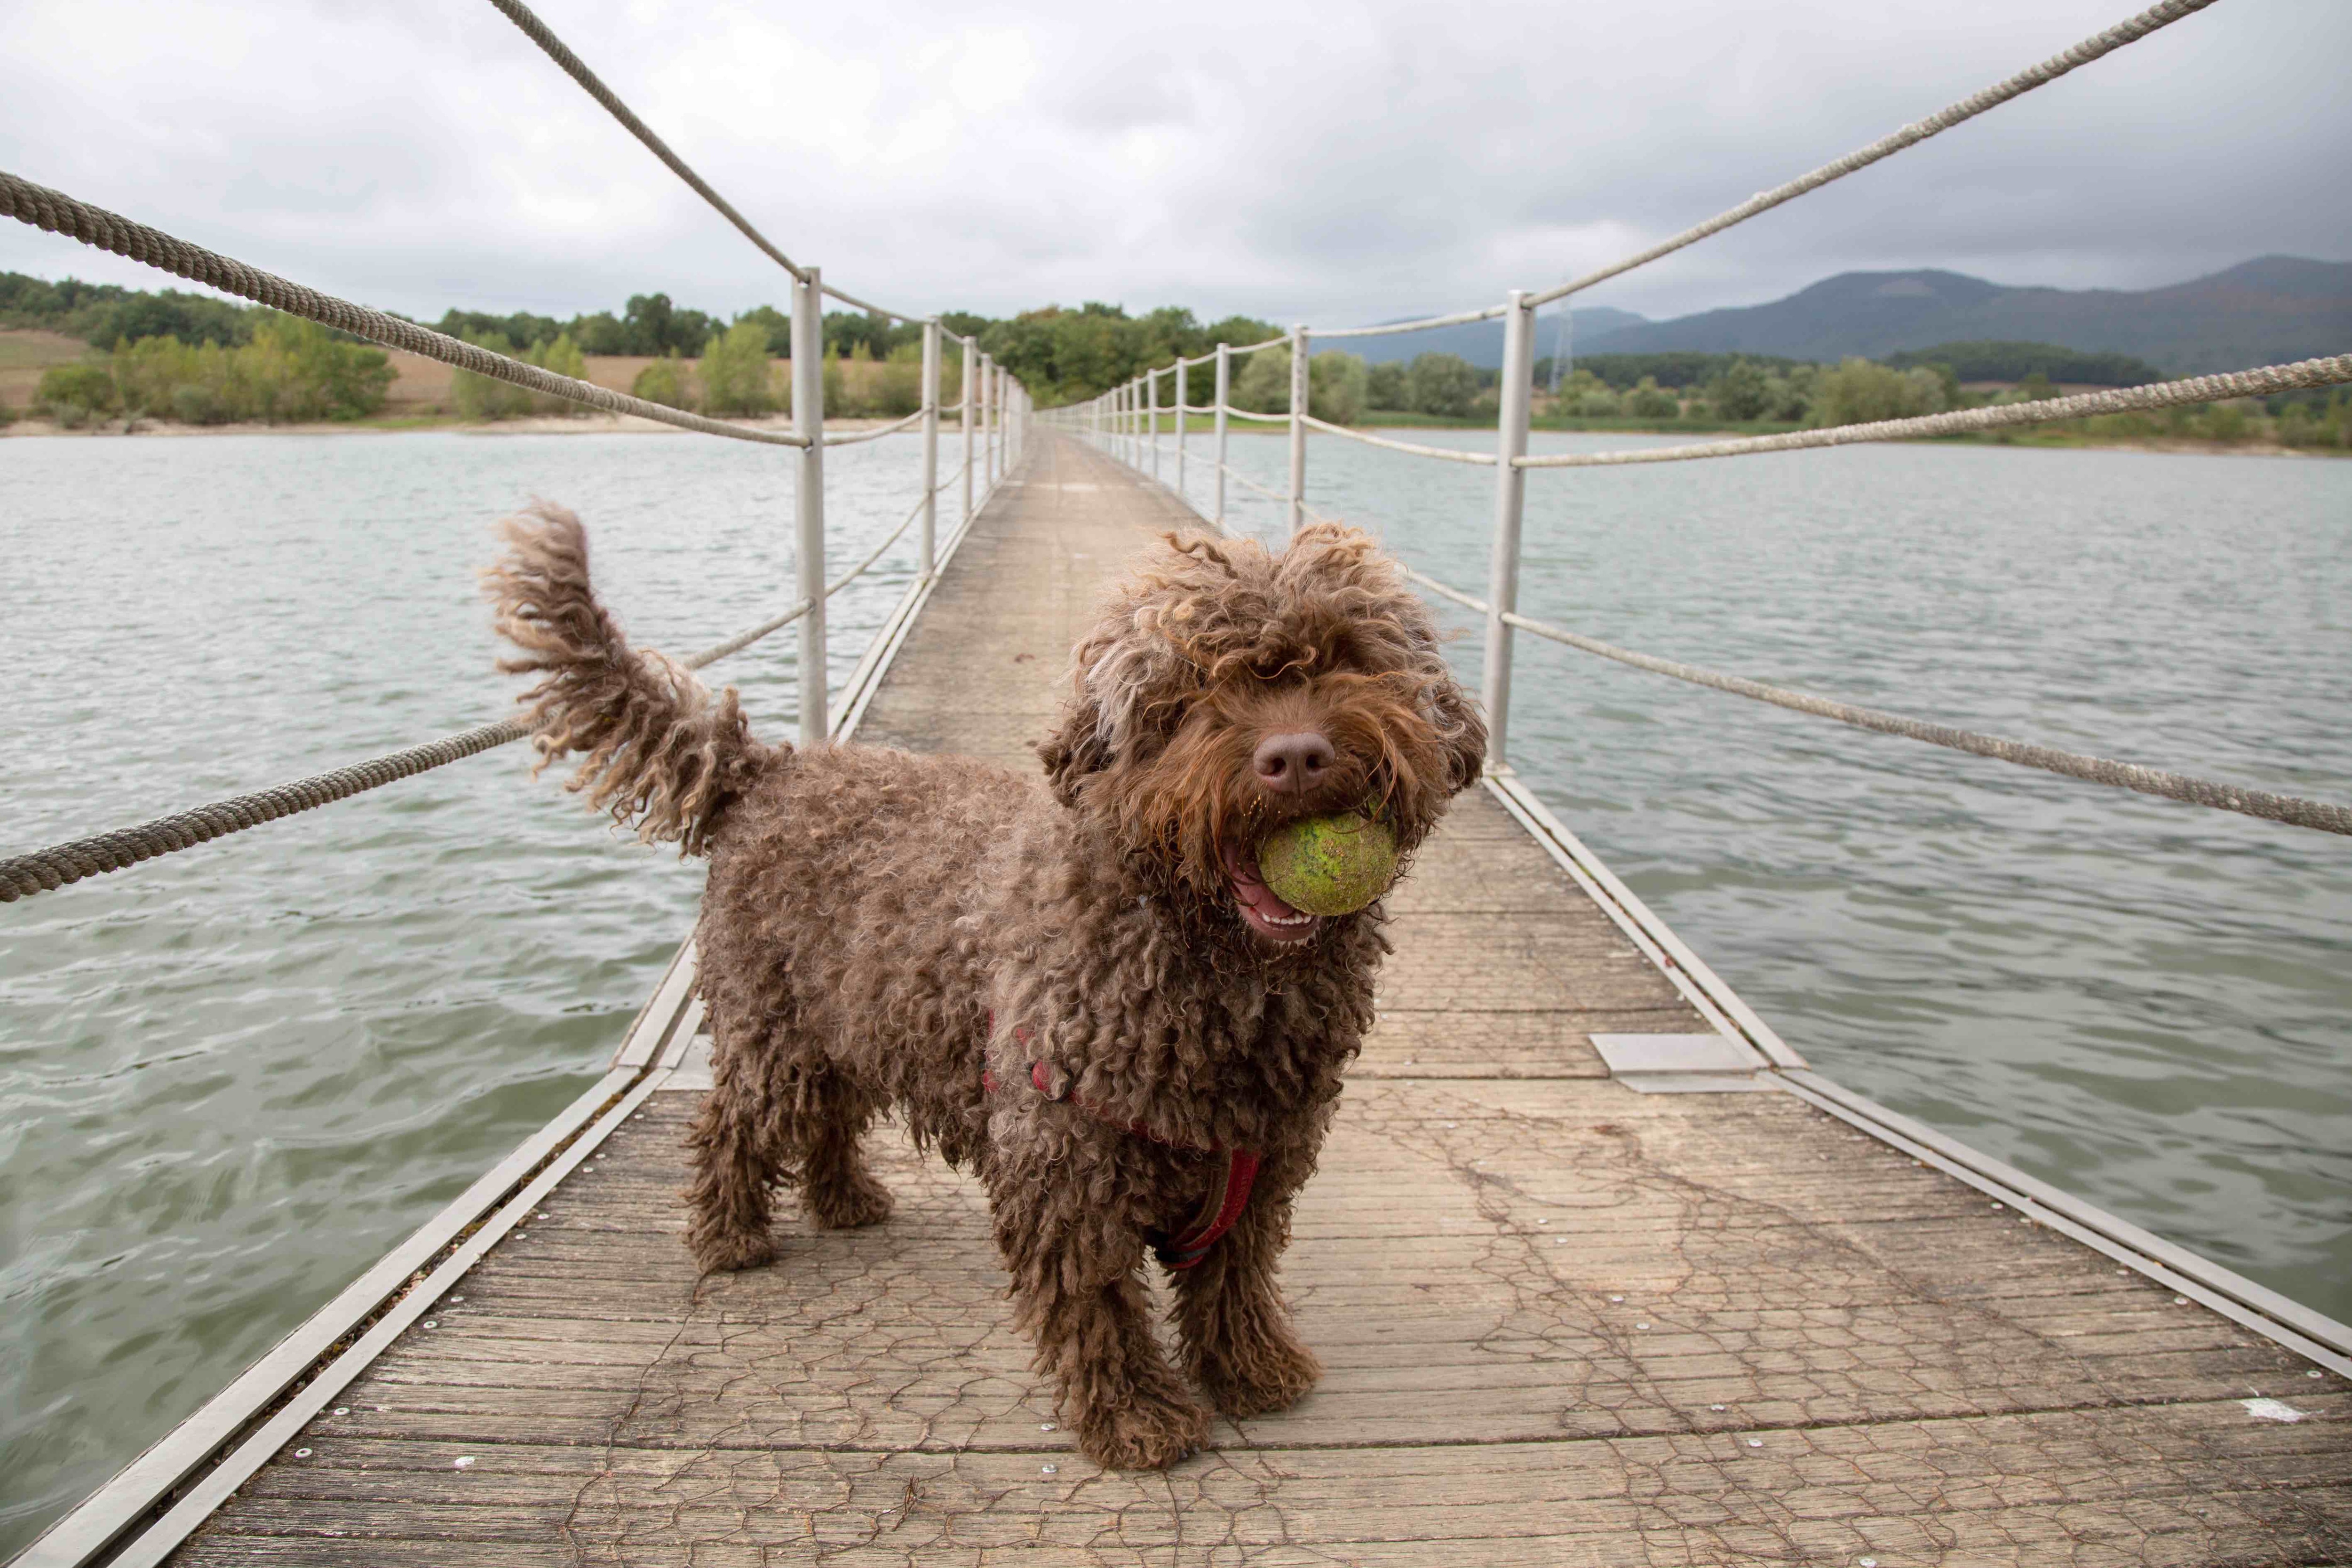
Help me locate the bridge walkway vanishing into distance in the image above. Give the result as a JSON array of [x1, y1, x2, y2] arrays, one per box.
[[145, 437, 2352, 1567], [11, 0, 2352, 1560]]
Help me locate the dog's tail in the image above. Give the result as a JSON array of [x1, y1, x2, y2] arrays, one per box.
[[486, 502, 767, 856]]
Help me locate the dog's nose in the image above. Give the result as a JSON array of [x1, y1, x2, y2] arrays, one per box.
[[1252, 731, 1335, 794]]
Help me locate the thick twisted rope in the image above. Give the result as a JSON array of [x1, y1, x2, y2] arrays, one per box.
[[1526, 0, 2220, 308], [0, 168, 810, 448], [1400, 568, 2351, 837], [0, 488, 947, 903], [1500, 608, 2351, 835], [0, 722, 531, 903], [483, 0, 806, 284], [1514, 353, 2352, 468], [483, 0, 930, 325], [1300, 414, 1497, 465]]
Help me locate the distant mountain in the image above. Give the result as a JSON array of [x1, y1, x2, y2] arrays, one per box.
[[1577, 257, 2352, 373], [1345, 306, 1646, 368]]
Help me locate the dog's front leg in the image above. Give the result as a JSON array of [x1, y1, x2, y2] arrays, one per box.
[[1170, 1195, 1321, 1420], [990, 1164, 1211, 1470]]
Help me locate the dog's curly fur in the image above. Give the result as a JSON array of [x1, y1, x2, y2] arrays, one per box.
[[487, 501, 1485, 1470]]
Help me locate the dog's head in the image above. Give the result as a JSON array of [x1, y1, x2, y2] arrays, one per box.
[[1038, 523, 1486, 950]]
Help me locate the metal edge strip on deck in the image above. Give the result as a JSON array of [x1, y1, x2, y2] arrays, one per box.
[[1487, 767, 2351, 1377], [16, 1065, 652, 1568], [1482, 772, 1796, 1070], [1130, 438, 2350, 1381], [1772, 1069, 2352, 1375], [18, 464, 1023, 1568], [103, 1064, 679, 1568]]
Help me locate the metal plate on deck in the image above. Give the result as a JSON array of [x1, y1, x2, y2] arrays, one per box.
[[1591, 1032, 1773, 1092]]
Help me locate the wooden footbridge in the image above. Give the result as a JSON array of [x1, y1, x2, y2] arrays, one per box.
[[10, 0, 2352, 1562], [25, 437, 2334, 1567]]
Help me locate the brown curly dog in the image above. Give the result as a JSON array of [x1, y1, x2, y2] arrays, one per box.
[[486, 504, 1485, 1470]]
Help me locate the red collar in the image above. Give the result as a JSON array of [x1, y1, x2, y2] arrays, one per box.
[[984, 1023, 1261, 1270]]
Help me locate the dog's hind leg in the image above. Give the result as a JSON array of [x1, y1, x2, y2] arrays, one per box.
[[789, 1059, 894, 1230], [683, 1069, 783, 1274]]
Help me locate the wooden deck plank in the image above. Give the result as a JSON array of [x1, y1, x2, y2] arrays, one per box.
[[172, 435, 2351, 1565]]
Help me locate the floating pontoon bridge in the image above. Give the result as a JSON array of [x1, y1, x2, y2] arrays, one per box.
[[8, 0, 2349, 1561]]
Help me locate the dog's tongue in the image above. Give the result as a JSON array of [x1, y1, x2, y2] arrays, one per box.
[[1223, 843, 1312, 922]]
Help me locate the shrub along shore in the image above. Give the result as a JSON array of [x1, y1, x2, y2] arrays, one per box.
[[3, 272, 2344, 452]]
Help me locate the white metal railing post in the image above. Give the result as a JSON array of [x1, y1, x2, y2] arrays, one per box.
[[919, 318, 940, 579], [791, 266, 828, 745], [981, 355, 995, 491], [1213, 343, 1230, 530], [960, 337, 976, 525], [1147, 369, 1160, 481], [1287, 324, 1308, 533], [1482, 289, 1536, 771], [1174, 357, 1187, 499], [997, 364, 1009, 475]]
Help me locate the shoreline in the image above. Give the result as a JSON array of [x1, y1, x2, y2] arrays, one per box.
[[0, 411, 2336, 459], [0, 410, 892, 440]]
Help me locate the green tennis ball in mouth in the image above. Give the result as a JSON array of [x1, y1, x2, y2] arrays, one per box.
[[1256, 812, 1400, 917]]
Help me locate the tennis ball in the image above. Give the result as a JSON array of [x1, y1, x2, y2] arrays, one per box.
[[1256, 812, 1400, 916]]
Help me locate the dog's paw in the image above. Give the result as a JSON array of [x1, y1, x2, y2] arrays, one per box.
[[1198, 1331, 1322, 1420], [687, 1227, 777, 1274], [804, 1172, 894, 1230], [1076, 1391, 1213, 1471]]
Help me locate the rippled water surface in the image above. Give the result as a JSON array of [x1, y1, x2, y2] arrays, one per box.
[[1197, 425, 2351, 1319], [3, 426, 2348, 1554], [0, 430, 936, 1555]]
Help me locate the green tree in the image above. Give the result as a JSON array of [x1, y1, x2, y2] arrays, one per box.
[[526, 333, 588, 415], [453, 332, 535, 420], [1310, 350, 1369, 424], [1227, 345, 1368, 423], [572, 312, 628, 355], [1366, 361, 1407, 409], [1812, 359, 1947, 427], [698, 321, 773, 416], [34, 360, 118, 425], [1626, 376, 1679, 419], [632, 356, 693, 410], [1405, 352, 1479, 418], [1705, 358, 1771, 421], [736, 304, 792, 356], [1766, 365, 1816, 422]]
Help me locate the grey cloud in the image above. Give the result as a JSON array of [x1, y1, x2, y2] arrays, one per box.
[[1, 0, 2343, 332]]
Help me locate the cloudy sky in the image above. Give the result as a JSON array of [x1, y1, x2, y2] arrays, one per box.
[[2, 0, 2345, 331]]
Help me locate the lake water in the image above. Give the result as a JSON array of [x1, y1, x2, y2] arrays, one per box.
[[3, 425, 2348, 1555]]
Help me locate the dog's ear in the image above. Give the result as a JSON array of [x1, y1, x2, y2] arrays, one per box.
[[1429, 672, 1489, 793], [1036, 690, 1110, 807]]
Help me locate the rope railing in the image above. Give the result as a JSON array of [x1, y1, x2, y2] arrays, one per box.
[[484, 0, 808, 285], [1491, 604, 2352, 838], [1514, 353, 2352, 468], [1299, 414, 1498, 465], [0, 462, 972, 905], [1526, 0, 2220, 309], [1309, 302, 1508, 341], [1268, 0, 2217, 341], [822, 408, 928, 447], [0, 170, 814, 449], [486, 0, 938, 329]]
